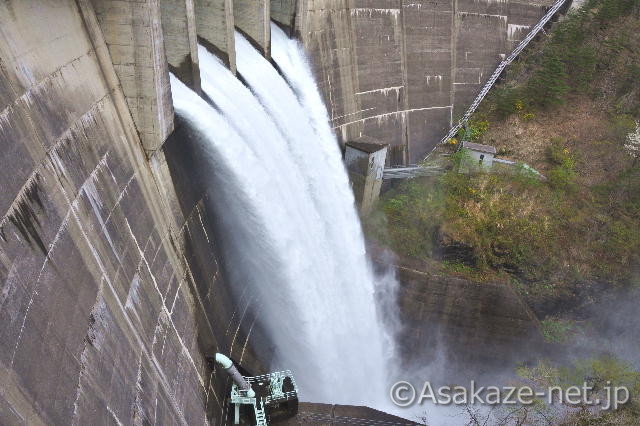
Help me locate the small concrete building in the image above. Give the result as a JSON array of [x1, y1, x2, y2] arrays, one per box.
[[459, 141, 545, 179], [344, 136, 389, 215], [459, 141, 498, 173], [462, 141, 497, 168]]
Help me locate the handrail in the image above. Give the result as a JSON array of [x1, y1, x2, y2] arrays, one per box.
[[423, 0, 569, 161], [383, 164, 444, 179]]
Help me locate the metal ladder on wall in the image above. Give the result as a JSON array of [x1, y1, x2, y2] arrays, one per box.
[[423, 0, 569, 161]]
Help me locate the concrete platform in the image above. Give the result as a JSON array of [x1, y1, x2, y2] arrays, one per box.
[[276, 402, 417, 425]]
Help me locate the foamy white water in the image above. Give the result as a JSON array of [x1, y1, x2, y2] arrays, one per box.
[[170, 29, 393, 408]]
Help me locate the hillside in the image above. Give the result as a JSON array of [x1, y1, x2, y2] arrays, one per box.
[[368, 0, 640, 312]]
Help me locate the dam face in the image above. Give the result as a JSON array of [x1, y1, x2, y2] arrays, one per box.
[[1, 0, 549, 423], [284, 0, 555, 164], [0, 1, 263, 424]]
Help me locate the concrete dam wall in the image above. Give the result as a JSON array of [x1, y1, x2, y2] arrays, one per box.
[[1, 0, 545, 424], [0, 1, 267, 424], [284, 0, 555, 164]]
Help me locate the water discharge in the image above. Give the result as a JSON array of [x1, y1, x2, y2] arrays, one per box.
[[170, 26, 394, 409]]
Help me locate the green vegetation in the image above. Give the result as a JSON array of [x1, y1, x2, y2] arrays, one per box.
[[369, 140, 640, 311], [540, 317, 578, 343], [489, 0, 640, 115], [546, 138, 577, 190], [493, 86, 522, 119], [528, 49, 570, 107], [458, 120, 490, 141]]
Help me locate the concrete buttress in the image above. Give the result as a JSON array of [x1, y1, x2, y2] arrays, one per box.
[[195, 0, 237, 74], [159, 0, 201, 93], [91, 0, 174, 155], [233, 0, 271, 59]]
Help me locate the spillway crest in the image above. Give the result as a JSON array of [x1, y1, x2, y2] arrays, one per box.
[[169, 25, 393, 406]]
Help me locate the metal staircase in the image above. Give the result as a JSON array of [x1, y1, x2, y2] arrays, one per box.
[[423, 0, 569, 161], [229, 369, 298, 425], [253, 401, 267, 426]]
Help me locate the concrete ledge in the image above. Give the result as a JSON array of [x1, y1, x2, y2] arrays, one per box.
[[280, 402, 417, 425]]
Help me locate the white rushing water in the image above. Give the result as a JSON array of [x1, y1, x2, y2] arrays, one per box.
[[170, 27, 394, 407]]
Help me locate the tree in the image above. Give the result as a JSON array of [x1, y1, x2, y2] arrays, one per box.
[[527, 50, 569, 108]]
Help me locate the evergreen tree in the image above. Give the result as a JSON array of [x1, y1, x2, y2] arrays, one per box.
[[527, 50, 569, 107]]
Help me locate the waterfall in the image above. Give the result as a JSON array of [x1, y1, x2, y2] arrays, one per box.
[[169, 28, 393, 408]]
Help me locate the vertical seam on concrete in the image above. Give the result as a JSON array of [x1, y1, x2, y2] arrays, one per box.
[[239, 302, 261, 364], [70, 277, 105, 426], [56, 166, 189, 426], [399, 0, 410, 165], [48, 157, 197, 424], [450, 0, 458, 127], [173, 202, 221, 347], [346, 0, 362, 143]]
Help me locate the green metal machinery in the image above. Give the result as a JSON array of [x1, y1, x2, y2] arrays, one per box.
[[213, 353, 298, 425]]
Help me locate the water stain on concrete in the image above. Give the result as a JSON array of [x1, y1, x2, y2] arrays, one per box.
[[1, 175, 47, 255]]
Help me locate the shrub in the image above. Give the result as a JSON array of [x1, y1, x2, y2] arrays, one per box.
[[459, 119, 490, 141], [493, 87, 521, 118], [540, 317, 576, 343], [548, 140, 576, 169], [594, 0, 638, 23], [546, 139, 577, 190], [619, 64, 640, 100], [566, 46, 597, 92], [378, 180, 446, 259], [609, 114, 637, 143], [442, 261, 478, 276], [548, 165, 576, 190]]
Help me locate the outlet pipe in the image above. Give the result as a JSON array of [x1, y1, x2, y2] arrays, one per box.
[[215, 353, 255, 398]]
